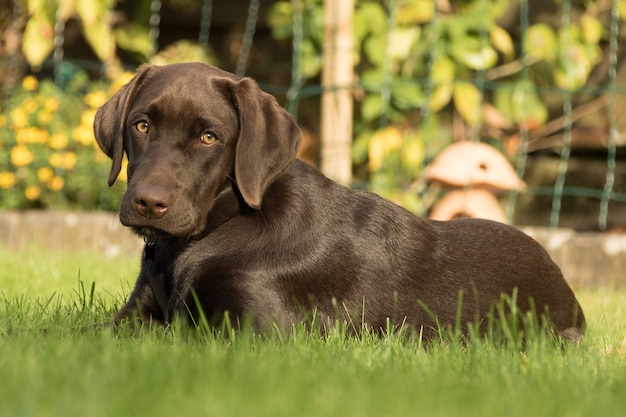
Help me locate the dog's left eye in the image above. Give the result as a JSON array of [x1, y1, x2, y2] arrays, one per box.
[[135, 121, 149, 133], [200, 131, 217, 145]]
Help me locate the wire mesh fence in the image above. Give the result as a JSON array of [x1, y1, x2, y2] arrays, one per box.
[[0, 0, 624, 232]]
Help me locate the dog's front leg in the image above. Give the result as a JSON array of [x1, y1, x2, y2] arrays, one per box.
[[114, 242, 169, 326], [114, 275, 164, 326]]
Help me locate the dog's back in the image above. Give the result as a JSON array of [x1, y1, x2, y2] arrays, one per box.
[[183, 160, 585, 340]]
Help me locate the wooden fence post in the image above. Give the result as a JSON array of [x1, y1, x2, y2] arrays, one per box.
[[321, 0, 354, 185]]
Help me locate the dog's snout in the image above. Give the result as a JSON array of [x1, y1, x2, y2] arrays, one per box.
[[133, 186, 172, 219]]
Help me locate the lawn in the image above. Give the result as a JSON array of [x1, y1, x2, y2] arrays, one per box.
[[1, 246, 625, 417]]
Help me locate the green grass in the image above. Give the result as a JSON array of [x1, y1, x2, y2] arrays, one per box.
[[1, 246, 625, 417]]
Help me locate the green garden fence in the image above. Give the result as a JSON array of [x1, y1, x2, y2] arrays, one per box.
[[1, 0, 624, 231]]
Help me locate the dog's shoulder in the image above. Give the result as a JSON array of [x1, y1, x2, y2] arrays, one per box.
[[271, 159, 435, 239]]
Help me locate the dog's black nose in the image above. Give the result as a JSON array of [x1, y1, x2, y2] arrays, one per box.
[[133, 186, 172, 219]]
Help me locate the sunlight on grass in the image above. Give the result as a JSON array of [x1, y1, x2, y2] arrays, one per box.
[[1, 246, 625, 417], [0, 245, 138, 301]]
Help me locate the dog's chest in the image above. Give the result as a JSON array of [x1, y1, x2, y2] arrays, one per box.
[[142, 241, 178, 314]]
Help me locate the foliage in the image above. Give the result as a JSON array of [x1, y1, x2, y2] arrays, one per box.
[[6, 0, 622, 212], [6, 1, 220, 211], [22, 0, 153, 69], [267, 0, 618, 211], [21, 0, 219, 71], [0, 63, 131, 210]]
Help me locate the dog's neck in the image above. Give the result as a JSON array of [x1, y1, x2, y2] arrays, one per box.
[[228, 176, 255, 216], [194, 179, 250, 239]]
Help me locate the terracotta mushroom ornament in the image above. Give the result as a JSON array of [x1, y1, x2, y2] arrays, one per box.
[[424, 142, 525, 223]]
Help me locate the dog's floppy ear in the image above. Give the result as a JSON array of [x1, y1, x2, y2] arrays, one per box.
[[228, 77, 302, 209], [94, 65, 152, 186]]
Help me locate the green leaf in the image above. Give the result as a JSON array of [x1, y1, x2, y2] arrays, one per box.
[[397, 0, 435, 24], [77, 0, 116, 61], [22, 14, 54, 68], [580, 14, 603, 45], [399, 193, 424, 215], [524, 23, 557, 62], [27, 0, 57, 16], [620, 2, 626, 21], [355, 2, 387, 36], [353, 9, 369, 43], [299, 39, 323, 79], [353, 129, 374, 164], [58, 0, 77, 20], [555, 31, 595, 90], [304, 5, 326, 47], [490, 25, 514, 59], [115, 24, 154, 59], [267, 2, 293, 40], [400, 130, 425, 176], [554, 60, 590, 90], [361, 94, 383, 122], [495, 81, 547, 126], [364, 33, 386, 66], [428, 83, 453, 113], [430, 56, 456, 83], [453, 82, 482, 125], [368, 126, 403, 172], [449, 37, 498, 70], [388, 27, 421, 62], [76, 0, 113, 25], [83, 22, 116, 62], [391, 79, 423, 109], [511, 81, 548, 125], [150, 40, 216, 65], [361, 68, 383, 90]]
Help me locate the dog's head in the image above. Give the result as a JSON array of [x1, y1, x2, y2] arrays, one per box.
[[94, 63, 301, 237]]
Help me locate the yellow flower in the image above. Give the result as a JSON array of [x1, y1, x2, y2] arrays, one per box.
[[49, 152, 77, 170], [15, 128, 31, 144], [16, 127, 48, 144], [43, 97, 59, 113], [72, 125, 95, 146], [49, 154, 62, 168], [25, 185, 41, 201], [48, 132, 68, 150], [0, 172, 16, 188], [118, 159, 129, 182], [48, 176, 64, 191], [110, 72, 135, 95], [38, 111, 54, 125], [10, 145, 34, 167], [23, 98, 39, 113], [22, 75, 39, 91], [84, 90, 108, 109], [10, 107, 28, 129], [94, 148, 108, 163], [61, 152, 77, 170], [81, 109, 97, 127], [38, 167, 54, 183]]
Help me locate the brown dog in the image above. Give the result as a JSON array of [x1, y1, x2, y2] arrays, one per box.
[[94, 62, 585, 341]]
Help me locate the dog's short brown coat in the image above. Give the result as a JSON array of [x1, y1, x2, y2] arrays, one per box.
[[95, 63, 585, 340]]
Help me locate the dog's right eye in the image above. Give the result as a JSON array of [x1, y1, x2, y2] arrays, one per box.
[[135, 121, 149, 133]]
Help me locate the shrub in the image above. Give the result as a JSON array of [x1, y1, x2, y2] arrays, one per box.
[[0, 63, 131, 211]]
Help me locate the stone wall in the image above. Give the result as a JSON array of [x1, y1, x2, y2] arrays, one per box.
[[522, 227, 626, 289], [0, 211, 143, 258], [1, 211, 624, 289]]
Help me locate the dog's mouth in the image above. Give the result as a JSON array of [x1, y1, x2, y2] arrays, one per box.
[[120, 204, 201, 239], [131, 225, 178, 241]]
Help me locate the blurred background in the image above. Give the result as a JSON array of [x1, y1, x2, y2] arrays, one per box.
[[0, 0, 625, 233]]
